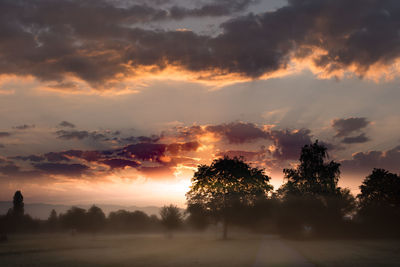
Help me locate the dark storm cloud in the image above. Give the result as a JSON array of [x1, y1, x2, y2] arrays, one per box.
[[13, 149, 108, 164], [1, 0, 399, 88], [342, 133, 370, 144], [332, 117, 370, 137], [55, 130, 107, 141], [0, 132, 11, 138], [13, 124, 35, 130], [216, 149, 266, 161], [0, 162, 41, 179], [123, 143, 167, 161], [0, 163, 20, 175], [176, 125, 205, 140], [59, 121, 76, 128], [62, 150, 105, 162], [100, 159, 140, 169], [206, 122, 270, 144], [33, 163, 90, 176], [341, 145, 400, 174], [56, 130, 89, 140], [122, 135, 160, 144], [12, 155, 45, 162], [166, 141, 200, 155], [169, 0, 256, 19], [44, 152, 71, 162], [271, 129, 313, 160]]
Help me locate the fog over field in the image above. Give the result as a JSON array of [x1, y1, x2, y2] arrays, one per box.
[[1, 233, 400, 267]]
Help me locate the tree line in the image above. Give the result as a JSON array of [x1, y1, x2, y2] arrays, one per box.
[[0, 198, 184, 237], [1, 141, 399, 240]]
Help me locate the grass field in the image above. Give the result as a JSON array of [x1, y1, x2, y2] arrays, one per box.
[[0, 232, 399, 266]]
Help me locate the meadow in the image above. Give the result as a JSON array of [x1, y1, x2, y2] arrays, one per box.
[[1, 232, 399, 266]]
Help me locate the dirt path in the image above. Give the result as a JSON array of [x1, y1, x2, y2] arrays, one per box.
[[253, 235, 314, 267]]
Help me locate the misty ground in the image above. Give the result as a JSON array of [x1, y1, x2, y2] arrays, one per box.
[[1, 232, 400, 267]]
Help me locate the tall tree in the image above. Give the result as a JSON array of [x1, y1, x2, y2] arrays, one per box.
[[186, 156, 272, 239], [12, 191, 24, 217], [281, 141, 341, 196], [47, 209, 59, 231], [278, 141, 355, 236]]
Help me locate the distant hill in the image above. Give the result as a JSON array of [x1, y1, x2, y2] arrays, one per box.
[[0, 202, 162, 220]]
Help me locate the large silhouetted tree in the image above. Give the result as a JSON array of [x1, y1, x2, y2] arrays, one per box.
[[186, 156, 273, 239], [357, 168, 400, 234], [278, 141, 355, 236]]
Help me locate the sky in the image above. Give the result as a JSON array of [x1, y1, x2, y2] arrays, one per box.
[[1, 0, 400, 207]]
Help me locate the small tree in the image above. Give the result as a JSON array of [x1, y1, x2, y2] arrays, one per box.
[[186, 156, 272, 239], [47, 209, 59, 231], [160, 205, 183, 237]]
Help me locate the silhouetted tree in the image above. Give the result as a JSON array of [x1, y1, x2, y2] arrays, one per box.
[[48, 209, 58, 222], [186, 156, 273, 239], [59, 207, 88, 232], [87, 205, 106, 234], [2, 191, 39, 233], [278, 141, 355, 237], [108, 210, 156, 232], [237, 194, 281, 233], [357, 168, 400, 235], [281, 141, 340, 196], [47, 209, 59, 231], [160, 205, 183, 237], [11, 191, 24, 217]]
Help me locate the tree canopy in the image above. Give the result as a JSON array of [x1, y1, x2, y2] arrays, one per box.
[[357, 168, 400, 232], [358, 168, 400, 209], [281, 141, 341, 196], [186, 156, 272, 239], [160, 205, 183, 236], [278, 141, 355, 237]]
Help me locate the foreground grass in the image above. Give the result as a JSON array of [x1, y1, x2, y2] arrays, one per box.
[[1, 233, 400, 266], [0, 232, 262, 267], [288, 238, 400, 266]]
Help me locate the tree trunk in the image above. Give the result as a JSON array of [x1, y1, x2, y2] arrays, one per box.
[[222, 218, 228, 240]]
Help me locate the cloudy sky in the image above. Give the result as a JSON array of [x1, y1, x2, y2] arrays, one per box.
[[1, 0, 400, 206]]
